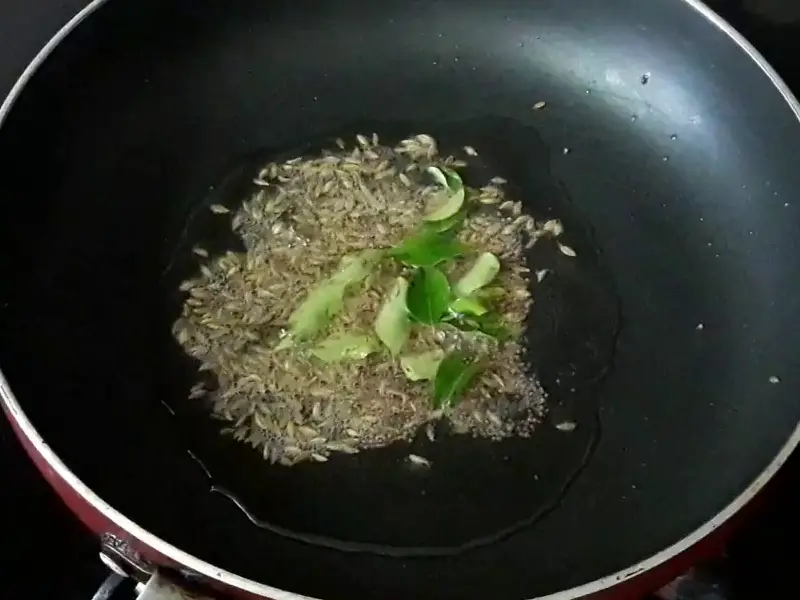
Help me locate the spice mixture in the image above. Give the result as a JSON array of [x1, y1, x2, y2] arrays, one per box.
[[172, 134, 569, 466]]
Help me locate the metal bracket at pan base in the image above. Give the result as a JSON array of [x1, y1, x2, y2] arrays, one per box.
[[97, 534, 214, 600]]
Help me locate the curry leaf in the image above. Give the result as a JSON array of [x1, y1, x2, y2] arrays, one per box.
[[473, 315, 515, 341], [328, 249, 385, 286], [420, 209, 468, 234], [424, 188, 465, 222], [284, 249, 383, 343], [426, 166, 463, 192], [424, 167, 465, 222], [426, 166, 450, 188], [400, 349, 445, 381], [452, 313, 515, 342], [275, 335, 295, 351], [450, 296, 488, 317], [454, 252, 501, 298], [375, 277, 411, 355], [311, 332, 378, 363], [406, 267, 452, 324], [443, 168, 463, 190], [432, 352, 483, 409], [282, 284, 345, 345], [390, 231, 466, 268], [474, 286, 505, 302]]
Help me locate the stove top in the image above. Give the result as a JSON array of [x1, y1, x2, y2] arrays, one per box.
[[0, 2, 798, 599]]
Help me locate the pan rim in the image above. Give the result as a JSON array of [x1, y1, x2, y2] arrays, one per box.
[[1, 0, 799, 598]]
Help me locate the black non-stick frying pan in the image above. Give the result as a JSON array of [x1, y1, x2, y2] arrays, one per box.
[[1, 0, 799, 598]]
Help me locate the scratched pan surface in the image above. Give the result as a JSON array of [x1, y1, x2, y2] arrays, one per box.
[[0, 0, 799, 599]]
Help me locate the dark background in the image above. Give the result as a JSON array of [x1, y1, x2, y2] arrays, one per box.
[[0, 1, 798, 599]]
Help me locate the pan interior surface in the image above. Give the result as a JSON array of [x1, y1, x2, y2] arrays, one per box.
[[158, 118, 619, 554], [0, 0, 799, 599]]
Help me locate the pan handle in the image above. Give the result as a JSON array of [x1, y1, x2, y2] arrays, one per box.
[[91, 572, 126, 600], [90, 567, 216, 600], [96, 537, 216, 600], [134, 571, 216, 600]]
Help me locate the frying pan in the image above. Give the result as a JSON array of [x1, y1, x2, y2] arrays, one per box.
[[1, 0, 799, 598]]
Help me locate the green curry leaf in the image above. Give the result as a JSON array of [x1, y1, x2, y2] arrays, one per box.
[[390, 231, 466, 268], [454, 252, 501, 298], [474, 286, 506, 302], [449, 313, 515, 342], [400, 350, 445, 381], [424, 167, 465, 222], [374, 277, 411, 355], [426, 166, 463, 191], [426, 166, 449, 188], [432, 352, 483, 409], [424, 188, 465, 222], [406, 267, 452, 324], [449, 296, 488, 317], [283, 249, 383, 343], [310, 332, 378, 363], [419, 209, 468, 234]]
